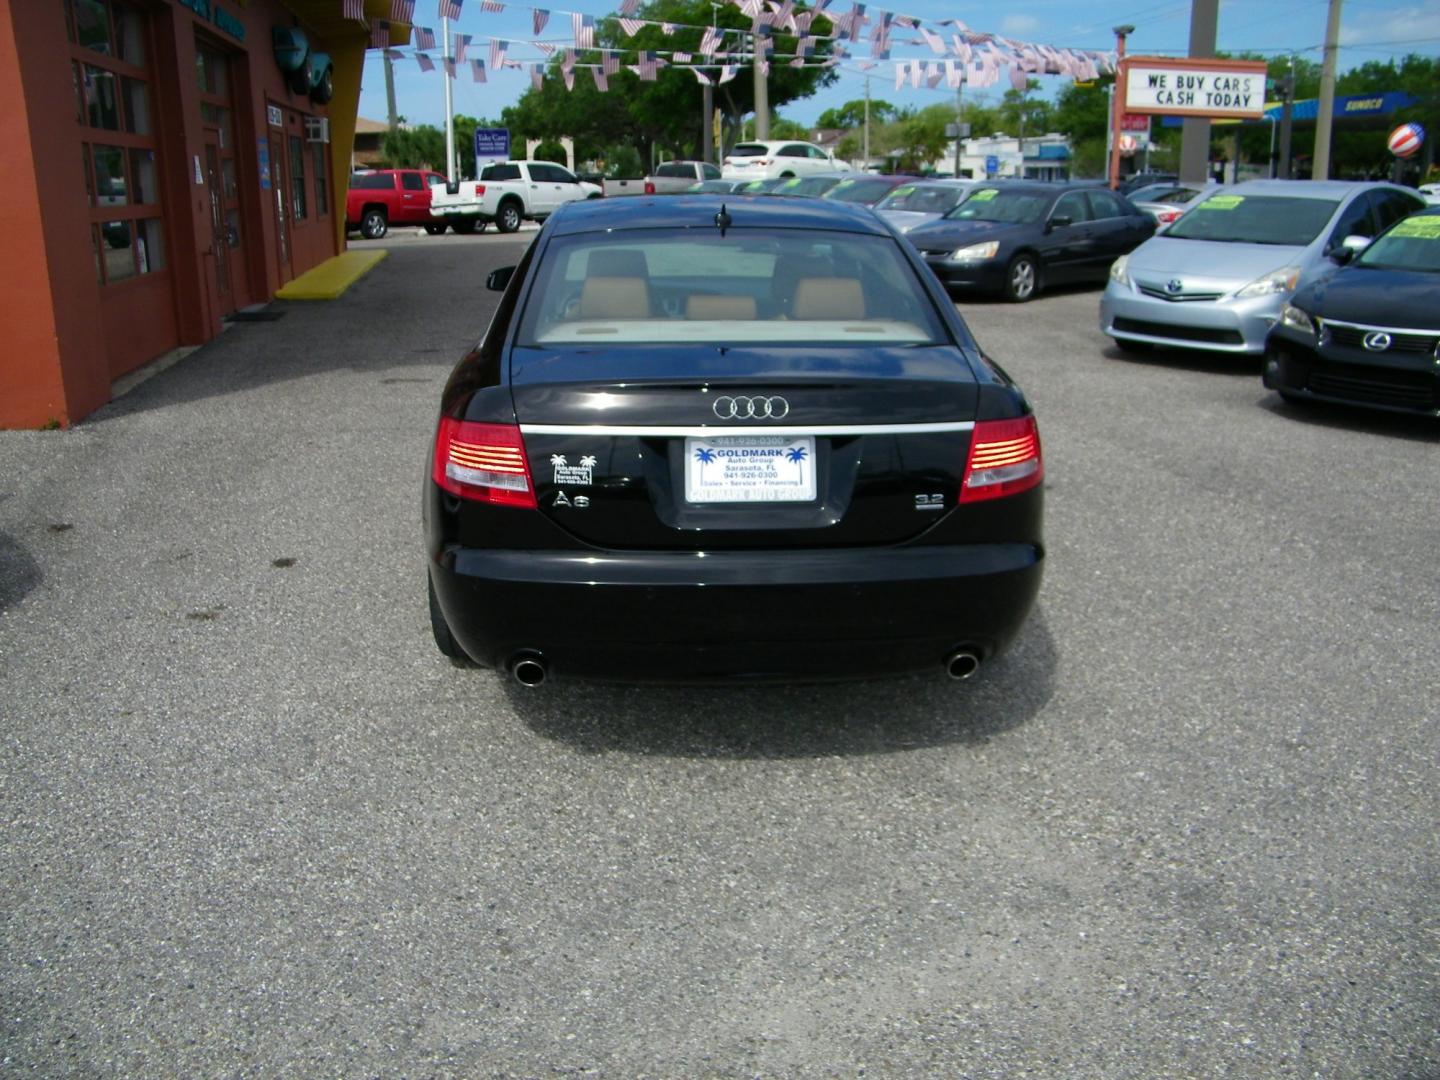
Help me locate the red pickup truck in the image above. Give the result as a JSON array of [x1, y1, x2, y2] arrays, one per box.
[[346, 168, 449, 239]]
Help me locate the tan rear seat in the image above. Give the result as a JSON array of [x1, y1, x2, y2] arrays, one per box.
[[579, 276, 651, 319], [685, 295, 758, 320], [792, 277, 865, 320]]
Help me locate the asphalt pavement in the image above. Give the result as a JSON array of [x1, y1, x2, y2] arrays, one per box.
[[2, 228, 1437, 1078]]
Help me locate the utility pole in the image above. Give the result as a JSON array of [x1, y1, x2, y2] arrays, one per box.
[[752, 31, 769, 140], [1106, 25, 1133, 190], [384, 52, 399, 130], [441, 14, 456, 180], [863, 76, 871, 167], [1278, 59, 1295, 179], [953, 79, 963, 177], [702, 4, 718, 163], [1179, 0, 1219, 184], [1312, 0, 1343, 179]]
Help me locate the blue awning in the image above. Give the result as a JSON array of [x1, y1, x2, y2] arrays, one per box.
[[1161, 90, 1418, 126], [1028, 145, 1071, 160]]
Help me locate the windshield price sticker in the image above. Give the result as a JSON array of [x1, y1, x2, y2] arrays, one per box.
[[685, 435, 816, 503], [1197, 195, 1245, 211], [970, 189, 998, 202], [1390, 216, 1440, 239]]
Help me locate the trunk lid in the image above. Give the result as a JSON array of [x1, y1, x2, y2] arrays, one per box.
[[508, 345, 979, 549]]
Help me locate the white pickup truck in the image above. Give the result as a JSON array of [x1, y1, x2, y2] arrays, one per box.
[[429, 160, 602, 233], [604, 160, 725, 197]]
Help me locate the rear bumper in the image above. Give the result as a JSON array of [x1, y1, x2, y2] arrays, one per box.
[[430, 543, 1043, 682]]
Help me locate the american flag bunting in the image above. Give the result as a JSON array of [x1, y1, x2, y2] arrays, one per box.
[[416, 52, 435, 71], [691, 67, 711, 85], [342, 0, 364, 21], [532, 8, 548, 33], [470, 58, 487, 81], [453, 33, 470, 61], [371, 20, 391, 47], [619, 0, 640, 12], [390, 0, 416, 21], [572, 12, 594, 48], [415, 25, 436, 49], [489, 38, 508, 66], [638, 50, 658, 80], [699, 26, 722, 55], [481, 0, 504, 11], [592, 67, 608, 91], [532, 63, 545, 88], [437, 0, 461, 20], [443, 57, 456, 77], [619, 18, 645, 37]]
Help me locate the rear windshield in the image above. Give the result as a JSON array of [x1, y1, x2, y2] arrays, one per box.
[[516, 228, 949, 347], [731, 144, 768, 157], [877, 184, 969, 213], [824, 178, 902, 204], [1164, 193, 1340, 245], [947, 188, 1049, 225], [349, 173, 393, 190]]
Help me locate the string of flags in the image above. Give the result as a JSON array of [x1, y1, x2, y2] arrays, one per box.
[[361, 0, 1115, 92]]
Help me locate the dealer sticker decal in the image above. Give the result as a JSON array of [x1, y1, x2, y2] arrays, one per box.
[[550, 454, 596, 485]]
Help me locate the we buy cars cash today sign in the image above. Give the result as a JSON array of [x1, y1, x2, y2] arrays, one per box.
[[1122, 57, 1268, 120]]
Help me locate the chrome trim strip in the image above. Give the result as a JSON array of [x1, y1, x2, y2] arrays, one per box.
[[521, 421, 977, 437], [1320, 316, 1439, 336]]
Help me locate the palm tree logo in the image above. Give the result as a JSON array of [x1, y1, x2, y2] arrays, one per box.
[[785, 445, 807, 484], [694, 447, 716, 464], [580, 455, 597, 468], [550, 454, 567, 468]]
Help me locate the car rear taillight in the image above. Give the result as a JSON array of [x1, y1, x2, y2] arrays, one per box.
[[1157, 207, 1181, 223], [644, 180, 656, 195], [474, 184, 486, 196], [959, 416, 1043, 503], [432, 417, 536, 508]]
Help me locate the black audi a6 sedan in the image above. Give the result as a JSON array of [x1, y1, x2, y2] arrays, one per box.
[[424, 195, 1044, 684], [906, 182, 1155, 302], [1264, 208, 1440, 416]]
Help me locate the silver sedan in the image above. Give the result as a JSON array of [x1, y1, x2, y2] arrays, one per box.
[[1100, 179, 1429, 355]]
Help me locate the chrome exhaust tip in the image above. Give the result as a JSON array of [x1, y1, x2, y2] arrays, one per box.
[[507, 653, 548, 687], [945, 648, 982, 681]]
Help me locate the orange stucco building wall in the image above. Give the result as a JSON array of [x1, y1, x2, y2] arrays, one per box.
[[0, 0, 389, 428]]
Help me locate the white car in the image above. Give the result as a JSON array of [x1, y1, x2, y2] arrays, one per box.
[[1419, 182, 1440, 205], [721, 140, 837, 180]]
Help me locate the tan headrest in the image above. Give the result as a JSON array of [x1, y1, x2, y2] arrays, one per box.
[[792, 277, 865, 320], [579, 276, 650, 319], [685, 295, 758, 320]]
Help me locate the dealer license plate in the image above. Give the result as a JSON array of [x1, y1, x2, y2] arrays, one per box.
[[684, 435, 816, 503]]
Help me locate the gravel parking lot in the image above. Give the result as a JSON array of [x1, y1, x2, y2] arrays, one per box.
[[2, 228, 1436, 1078]]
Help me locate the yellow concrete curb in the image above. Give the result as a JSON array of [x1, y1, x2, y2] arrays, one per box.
[[275, 249, 389, 300]]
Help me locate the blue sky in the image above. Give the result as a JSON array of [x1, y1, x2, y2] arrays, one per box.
[[357, 0, 1440, 132]]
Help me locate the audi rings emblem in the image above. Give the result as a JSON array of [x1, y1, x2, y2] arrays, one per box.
[[713, 395, 790, 420], [1362, 331, 1392, 352]]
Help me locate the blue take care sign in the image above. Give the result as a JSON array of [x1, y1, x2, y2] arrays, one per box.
[[474, 128, 510, 164]]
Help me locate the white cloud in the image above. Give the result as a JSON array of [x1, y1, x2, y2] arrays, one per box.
[[1000, 14, 1041, 36]]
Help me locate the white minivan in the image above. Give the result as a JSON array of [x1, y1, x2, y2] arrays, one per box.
[[721, 140, 837, 180]]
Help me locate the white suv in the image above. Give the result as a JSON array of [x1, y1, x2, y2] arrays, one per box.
[[721, 140, 837, 180]]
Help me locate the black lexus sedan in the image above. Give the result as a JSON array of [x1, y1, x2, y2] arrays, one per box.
[[424, 195, 1044, 685], [1264, 208, 1440, 416], [906, 182, 1155, 302]]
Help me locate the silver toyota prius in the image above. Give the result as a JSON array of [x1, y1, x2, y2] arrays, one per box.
[[1100, 179, 1428, 355]]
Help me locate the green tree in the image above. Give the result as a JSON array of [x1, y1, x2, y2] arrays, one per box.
[[1051, 78, 1111, 143], [769, 115, 811, 139], [502, 0, 839, 167], [998, 78, 1052, 138], [817, 99, 896, 129], [379, 124, 445, 169]]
